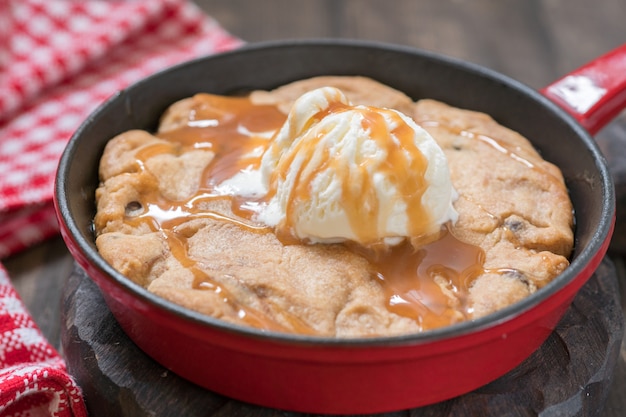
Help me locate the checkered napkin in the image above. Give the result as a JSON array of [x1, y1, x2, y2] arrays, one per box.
[[1, 266, 85, 416], [0, 0, 241, 415]]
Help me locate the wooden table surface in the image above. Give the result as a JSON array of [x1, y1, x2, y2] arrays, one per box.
[[4, 0, 626, 415]]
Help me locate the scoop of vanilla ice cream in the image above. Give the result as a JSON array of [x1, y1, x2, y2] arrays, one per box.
[[255, 86, 458, 245]]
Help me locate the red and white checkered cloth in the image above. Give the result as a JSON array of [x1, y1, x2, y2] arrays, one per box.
[[0, 266, 85, 416], [0, 0, 242, 415]]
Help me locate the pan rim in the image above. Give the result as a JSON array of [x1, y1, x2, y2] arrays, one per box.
[[54, 38, 616, 350]]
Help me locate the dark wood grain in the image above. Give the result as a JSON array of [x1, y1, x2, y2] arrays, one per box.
[[4, 0, 626, 415], [195, 0, 626, 86]]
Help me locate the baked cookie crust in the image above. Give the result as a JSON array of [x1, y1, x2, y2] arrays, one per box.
[[94, 76, 574, 337]]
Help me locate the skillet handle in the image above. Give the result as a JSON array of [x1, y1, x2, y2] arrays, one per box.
[[540, 44, 626, 136]]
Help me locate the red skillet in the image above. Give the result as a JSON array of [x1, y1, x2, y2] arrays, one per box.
[[54, 40, 623, 414]]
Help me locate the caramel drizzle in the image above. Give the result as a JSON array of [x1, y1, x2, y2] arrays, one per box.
[[267, 102, 432, 244], [124, 189, 290, 331], [125, 95, 307, 332], [162, 230, 292, 332], [120, 94, 543, 334], [418, 119, 565, 186]]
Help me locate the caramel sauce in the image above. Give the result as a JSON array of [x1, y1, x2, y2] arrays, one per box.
[[369, 228, 483, 329], [122, 93, 540, 334], [418, 119, 565, 186], [158, 93, 286, 186], [359, 107, 431, 240], [162, 229, 293, 332], [267, 102, 432, 244]]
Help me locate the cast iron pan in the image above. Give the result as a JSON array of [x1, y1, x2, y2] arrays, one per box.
[[55, 40, 620, 414]]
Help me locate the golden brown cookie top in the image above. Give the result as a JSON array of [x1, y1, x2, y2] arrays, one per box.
[[94, 76, 573, 337]]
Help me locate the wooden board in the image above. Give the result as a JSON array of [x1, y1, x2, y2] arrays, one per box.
[[61, 257, 623, 417]]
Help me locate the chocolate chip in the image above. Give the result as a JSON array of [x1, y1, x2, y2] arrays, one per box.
[[503, 269, 530, 286], [125, 201, 143, 216], [504, 218, 525, 232]]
